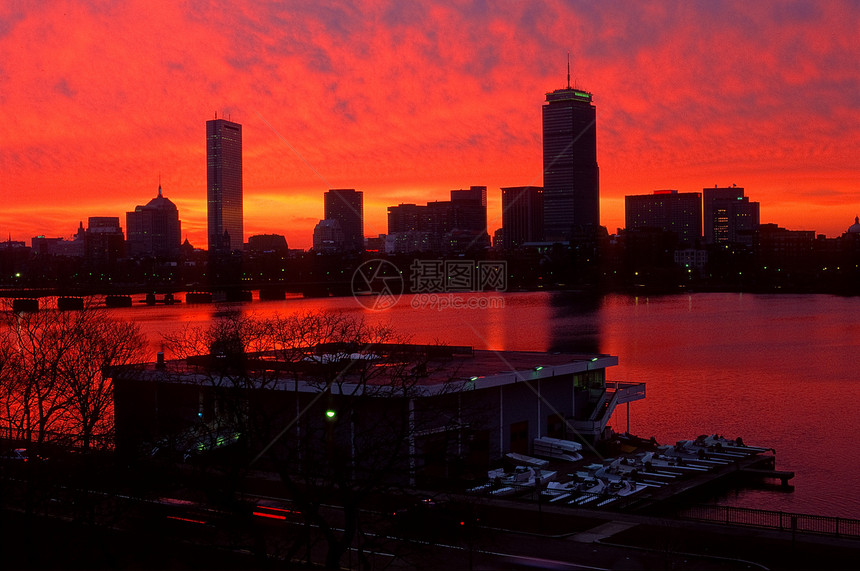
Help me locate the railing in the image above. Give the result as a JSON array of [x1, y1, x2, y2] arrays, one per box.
[[573, 382, 646, 435], [679, 504, 860, 539], [609, 381, 646, 404], [589, 391, 613, 421]]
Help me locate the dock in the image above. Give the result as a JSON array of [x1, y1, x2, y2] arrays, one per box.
[[739, 467, 795, 486], [472, 437, 795, 516], [628, 452, 788, 513]]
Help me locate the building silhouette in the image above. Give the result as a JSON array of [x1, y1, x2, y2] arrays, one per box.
[[387, 203, 425, 234], [386, 187, 489, 253], [542, 72, 599, 241], [85, 216, 125, 267], [703, 186, 760, 246], [312, 219, 345, 253], [31, 235, 82, 257], [247, 234, 289, 254], [114, 346, 640, 480], [625, 190, 702, 247], [755, 223, 816, 270], [207, 118, 243, 253], [450, 186, 488, 235], [126, 184, 181, 258], [323, 189, 364, 253], [501, 186, 544, 249]]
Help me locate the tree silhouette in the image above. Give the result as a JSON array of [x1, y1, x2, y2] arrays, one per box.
[[0, 300, 146, 450], [162, 310, 464, 569]]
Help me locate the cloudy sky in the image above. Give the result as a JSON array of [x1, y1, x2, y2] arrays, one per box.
[[2, 0, 858, 249]]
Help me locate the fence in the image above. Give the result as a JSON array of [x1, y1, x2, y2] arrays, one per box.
[[679, 504, 860, 539]]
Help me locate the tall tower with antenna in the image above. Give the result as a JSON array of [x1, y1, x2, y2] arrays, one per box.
[[542, 56, 599, 241]]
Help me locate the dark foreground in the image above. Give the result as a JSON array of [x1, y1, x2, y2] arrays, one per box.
[[3, 498, 858, 571]]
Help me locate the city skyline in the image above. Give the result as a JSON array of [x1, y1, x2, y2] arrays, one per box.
[[2, 1, 859, 249]]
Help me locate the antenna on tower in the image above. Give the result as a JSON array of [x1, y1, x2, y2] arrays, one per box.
[[567, 52, 571, 89]]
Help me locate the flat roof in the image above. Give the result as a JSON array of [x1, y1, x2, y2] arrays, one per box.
[[120, 347, 618, 397]]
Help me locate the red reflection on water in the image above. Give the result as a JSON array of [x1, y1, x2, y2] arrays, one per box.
[[114, 291, 860, 518]]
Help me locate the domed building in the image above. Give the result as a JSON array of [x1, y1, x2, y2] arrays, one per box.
[[847, 216, 860, 235], [126, 185, 182, 258]]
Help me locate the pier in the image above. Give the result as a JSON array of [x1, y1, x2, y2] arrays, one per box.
[[470, 437, 796, 518], [628, 452, 790, 513], [740, 467, 795, 487]]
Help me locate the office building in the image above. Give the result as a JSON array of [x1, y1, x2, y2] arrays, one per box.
[[387, 203, 425, 234], [386, 187, 489, 253], [85, 216, 125, 266], [501, 186, 544, 249], [703, 186, 760, 246], [324, 188, 364, 253], [755, 223, 816, 269], [312, 219, 345, 254], [542, 75, 599, 241], [450, 186, 488, 235], [207, 118, 243, 252], [625, 190, 702, 246], [126, 184, 182, 258]]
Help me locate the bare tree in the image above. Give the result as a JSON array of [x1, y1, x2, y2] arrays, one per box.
[[0, 301, 146, 450], [161, 310, 463, 569], [0, 326, 22, 440], [59, 313, 146, 450], [2, 306, 80, 445]]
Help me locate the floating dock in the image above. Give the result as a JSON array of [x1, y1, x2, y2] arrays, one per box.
[[470, 435, 792, 515]]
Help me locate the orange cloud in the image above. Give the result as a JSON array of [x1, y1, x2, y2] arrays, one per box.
[[1, 1, 858, 250]]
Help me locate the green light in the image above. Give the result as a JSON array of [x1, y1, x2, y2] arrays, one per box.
[[325, 410, 336, 420], [535, 366, 543, 371]]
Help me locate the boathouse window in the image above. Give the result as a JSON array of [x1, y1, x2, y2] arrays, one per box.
[[574, 370, 604, 389]]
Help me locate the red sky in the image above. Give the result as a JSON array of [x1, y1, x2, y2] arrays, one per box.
[[2, 1, 858, 250]]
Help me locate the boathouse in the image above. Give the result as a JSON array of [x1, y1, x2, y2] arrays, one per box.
[[114, 345, 645, 484]]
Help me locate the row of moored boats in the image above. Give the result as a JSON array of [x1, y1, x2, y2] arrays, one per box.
[[468, 434, 771, 508]]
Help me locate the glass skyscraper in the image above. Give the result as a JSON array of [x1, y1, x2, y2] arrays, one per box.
[[207, 118, 243, 252], [542, 85, 599, 241]]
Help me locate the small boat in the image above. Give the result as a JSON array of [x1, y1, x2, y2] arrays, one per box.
[[470, 466, 557, 496]]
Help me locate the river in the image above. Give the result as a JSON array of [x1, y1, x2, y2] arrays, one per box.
[[107, 290, 860, 519]]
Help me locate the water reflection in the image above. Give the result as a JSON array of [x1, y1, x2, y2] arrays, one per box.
[[546, 291, 603, 354], [100, 290, 860, 518]]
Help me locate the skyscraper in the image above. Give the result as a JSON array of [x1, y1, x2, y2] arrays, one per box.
[[542, 71, 599, 242], [324, 188, 364, 253], [207, 118, 243, 252], [501, 186, 544, 249]]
